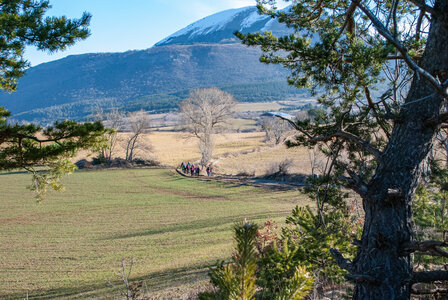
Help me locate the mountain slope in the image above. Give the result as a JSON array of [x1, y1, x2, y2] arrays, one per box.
[[0, 6, 301, 123]]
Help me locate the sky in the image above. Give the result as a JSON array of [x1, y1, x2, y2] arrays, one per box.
[[25, 0, 289, 66]]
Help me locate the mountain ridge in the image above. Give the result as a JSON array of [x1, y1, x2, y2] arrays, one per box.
[[156, 6, 292, 46], [1, 5, 303, 124]]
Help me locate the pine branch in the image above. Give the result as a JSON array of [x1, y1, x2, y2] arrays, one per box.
[[7, 132, 74, 143], [273, 112, 382, 159], [401, 240, 448, 258], [330, 1, 358, 47], [313, 131, 382, 160], [346, 273, 379, 284], [341, 168, 369, 197], [408, 0, 436, 15], [425, 112, 448, 126], [411, 287, 448, 295], [364, 86, 391, 138], [356, 1, 446, 98], [330, 248, 353, 272]]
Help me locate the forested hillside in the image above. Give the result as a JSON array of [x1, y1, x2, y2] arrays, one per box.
[[1, 6, 307, 124]]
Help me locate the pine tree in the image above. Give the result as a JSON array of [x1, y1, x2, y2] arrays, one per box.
[[237, 0, 448, 298], [0, 1, 107, 199]]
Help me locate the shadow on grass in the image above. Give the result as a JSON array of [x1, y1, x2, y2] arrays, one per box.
[[5, 263, 213, 299], [0, 170, 28, 176], [102, 211, 290, 241]]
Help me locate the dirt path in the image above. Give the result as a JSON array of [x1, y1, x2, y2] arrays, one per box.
[[175, 168, 304, 191]]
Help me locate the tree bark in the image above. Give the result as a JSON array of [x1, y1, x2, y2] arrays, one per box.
[[352, 1, 448, 298]]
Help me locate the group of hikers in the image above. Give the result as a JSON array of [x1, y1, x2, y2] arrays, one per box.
[[180, 162, 212, 177]]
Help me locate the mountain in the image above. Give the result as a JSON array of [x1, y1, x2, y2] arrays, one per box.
[[156, 6, 291, 46], [1, 5, 304, 124]]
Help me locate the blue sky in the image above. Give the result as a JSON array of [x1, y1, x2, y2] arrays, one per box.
[[25, 0, 288, 66]]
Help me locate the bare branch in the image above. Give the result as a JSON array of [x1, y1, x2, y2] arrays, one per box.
[[8, 132, 73, 143], [123, 110, 151, 161], [276, 111, 382, 160], [274, 111, 382, 158], [402, 240, 448, 251]]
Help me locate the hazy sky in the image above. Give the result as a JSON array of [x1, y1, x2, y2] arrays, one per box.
[[25, 0, 289, 66]]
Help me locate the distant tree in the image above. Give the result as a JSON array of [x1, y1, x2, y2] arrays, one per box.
[[237, 0, 448, 298], [0, 1, 106, 200], [95, 108, 125, 163], [260, 116, 292, 145], [124, 110, 151, 162], [179, 88, 236, 166]]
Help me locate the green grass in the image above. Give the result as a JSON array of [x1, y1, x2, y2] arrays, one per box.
[[0, 168, 308, 299]]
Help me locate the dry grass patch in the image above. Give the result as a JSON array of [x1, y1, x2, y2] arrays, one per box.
[[235, 101, 287, 112], [213, 144, 315, 176], [73, 131, 266, 167]]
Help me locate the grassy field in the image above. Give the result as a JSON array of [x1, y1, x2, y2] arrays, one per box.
[[0, 168, 308, 299]]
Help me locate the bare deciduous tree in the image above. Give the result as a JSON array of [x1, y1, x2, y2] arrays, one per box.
[[124, 110, 151, 161], [179, 88, 236, 166], [260, 116, 292, 145], [99, 109, 126, 163]]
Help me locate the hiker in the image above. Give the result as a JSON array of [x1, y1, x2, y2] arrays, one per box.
[[206, 166, 211, 177], [181, 162, 186, 173], [196, 165, 200, 176], [190, 164, 195, 176], [186, 163, 190, 174]]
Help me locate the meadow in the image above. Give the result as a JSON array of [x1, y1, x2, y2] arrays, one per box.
[[0, 168, 308, 298]]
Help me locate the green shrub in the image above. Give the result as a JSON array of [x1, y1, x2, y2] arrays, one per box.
[[201, 221, 313, 300], [414, 163, 448, 267], [256, 236, 314, 300]]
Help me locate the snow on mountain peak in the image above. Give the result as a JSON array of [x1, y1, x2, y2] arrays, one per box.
[[154, 5, 295, 47], [154, 6, 295, 47], [240, 8, 268, 30], [156, 6, 253, 46]]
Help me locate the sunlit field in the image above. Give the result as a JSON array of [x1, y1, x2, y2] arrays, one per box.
[[73, 130, 319, 178], [0, 168, 308, 298]]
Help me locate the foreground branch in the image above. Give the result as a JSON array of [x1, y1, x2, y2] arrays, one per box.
[[330, 248, 353, 272], [356, 1, 446, 98], [413, 270, 448, 283], [270, 113, 382, 160], [340, 170, 369, 197], [313, 131, 382, 160], [408, 0, 436, 15], [401, 240, 448, 258], [425, 112, 448, 126]]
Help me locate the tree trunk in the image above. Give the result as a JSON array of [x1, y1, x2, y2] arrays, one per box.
[[352, 2, 448, 298]]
